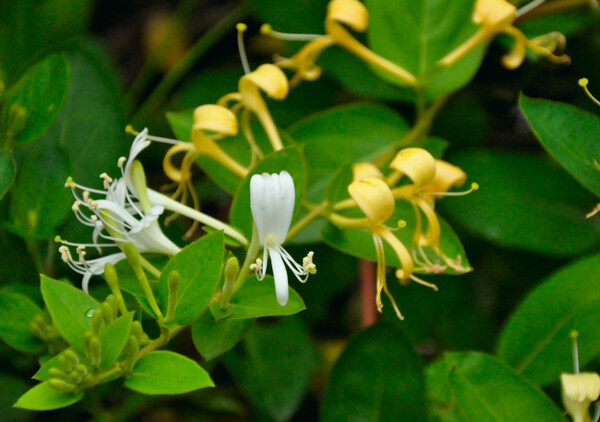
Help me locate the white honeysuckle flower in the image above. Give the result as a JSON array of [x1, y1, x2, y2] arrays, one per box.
[[121, 128, 248, 245], [61, 168, 181, 293], [250, 171, 315, 306]]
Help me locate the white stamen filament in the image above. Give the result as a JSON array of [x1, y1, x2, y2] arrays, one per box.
[[516, 0, 547, 17], [236, 23, 251, 75], [260, 24, 321, 41]]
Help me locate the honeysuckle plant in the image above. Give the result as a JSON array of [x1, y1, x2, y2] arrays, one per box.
[[1, 0, 600, 420]]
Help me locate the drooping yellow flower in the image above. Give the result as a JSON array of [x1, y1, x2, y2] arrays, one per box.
[[439, 0, 569, 69], [262, 0, 416, 87], [389, 148, 476, 273], [561, 331, 600, 422], [347, 176, 413, 319]]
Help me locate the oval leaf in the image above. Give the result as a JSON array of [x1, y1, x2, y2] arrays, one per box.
[[427, 352, 564, 421], [157, 231, 224, 326], [124, 351, 214, 395], [41, 275, 100, 354], [521, 94, 600, 197], [498, 253, 600, 386], [210, 276, 306, 321], [2, 53, 69, 145], [322, 324, 428, 422], [14, 382, 83, 411], [192, 311, 253, 361], [99, 312, 134, 369], [440, 149, 600, 256], [0, 150, 15, 200]]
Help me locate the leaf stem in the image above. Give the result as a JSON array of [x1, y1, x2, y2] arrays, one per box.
[[286, 200, 330, 241], [132, 2, 251, 124], [232, 224, 260, 295]]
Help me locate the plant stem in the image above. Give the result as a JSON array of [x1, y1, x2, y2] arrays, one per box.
[[373, 95, 449, 166], [232, 224, 260, 295], [132, 2, 251, 124], [286, 201, 329, 241]]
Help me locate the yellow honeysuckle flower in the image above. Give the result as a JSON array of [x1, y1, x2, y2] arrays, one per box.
[[562, 374, 600, 422], [439, 0, 569, 70], [345, 176, 419, 320], [389, 148, 477, 273], [561, 331, 600, 422], [262, 0, 416, 87]]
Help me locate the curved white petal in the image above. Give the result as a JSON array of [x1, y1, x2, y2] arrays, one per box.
[[250, 173, 269, 245], [268, 246, 289, 306]]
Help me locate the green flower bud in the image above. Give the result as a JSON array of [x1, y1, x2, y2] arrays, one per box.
[[49, 378, 76, 393], [101, 302, 114, 326], [47, 367, 70, 381], [90, 308, 103, 335]]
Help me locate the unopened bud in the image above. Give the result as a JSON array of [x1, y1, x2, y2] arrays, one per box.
[[101, 302, 114, 325], [58, 350, 79, 372], [47, 367, 70, 381], [90, 308, 103, 335], [164, 270, 181, 324], [219, 257, 239, 309], [48, 378, 76, 392], [87, 336, 102, 368], [124, 335, 139, 373], [106, 294, 119, 320]]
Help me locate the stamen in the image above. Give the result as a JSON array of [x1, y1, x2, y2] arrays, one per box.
[[250, 258, 263, 274], [58, 246, 72, 263], [570, 330, 580, 374], [579, 78, 600, 107], [516, 0, 548, 17], [260, 23, 322, 41], [100, 173, 113, 190], [586, 203, 600, 219], [145, 134, 182, 145], [389, 219, 407, 232], [65, 177, 75, 188], [83, 191, 90, 203], [72, 201, 81, 212], [302, 251, 316, 274], [428, 182, 479, 197], [236, 23, 251, 75], [409, 274, 439, 291], [118, 157, 127, 168]]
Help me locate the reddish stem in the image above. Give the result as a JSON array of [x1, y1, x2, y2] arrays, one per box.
[[360, 259, 377, 327]]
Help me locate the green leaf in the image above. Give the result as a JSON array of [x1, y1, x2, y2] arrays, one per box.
[[124, 350, 214, 395], [0, 150, 15, 200], [366, 0, 485, 99], [210, 277, 306, 320], [498, 253, 600, 387], [0, 290, 43, 353], [13, 381, 83, 410], [191, 311, 253, 361], [521, 94, 600, 197], [229, 146, 306, 239], [322, 324, 427, 422], [41, 275, 100, 354], [224, 317, 318, 422], [427, 352, 564, 421], [288, 103, 408, 202], [158, 231, 224, 326], [99, 312, 134, 369], [322, 170, 470, 274], [440, 149, 600, 256], [7, 49, 127, 239], [2, 53, 69, 145]]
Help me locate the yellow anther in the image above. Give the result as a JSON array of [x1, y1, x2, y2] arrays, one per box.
[[236, 23, 247, 33], [125, 125, 137, 135], [71, 201, 81, 212], [118, 157, 127, 168]]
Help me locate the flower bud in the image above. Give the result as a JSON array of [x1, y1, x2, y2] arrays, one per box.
[[348, 177, 394, 227]]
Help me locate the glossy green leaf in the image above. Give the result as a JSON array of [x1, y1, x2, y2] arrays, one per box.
[[322, 166, 470, 274], [230, 146, 306, 239], [288, 103, 408, 202], [13, 382, 83, 410], [7, 49, 127, 238], [427, 352, 564, 421], [124, 351, 214, 395], [224, 317, 318, 422], [2, 53, 69, 145], [210, 276, 306, 320], [41, 276, 100, 354], [0, 290, 43, 353], [322, 324, 427, 422], [440, 149, 600, 256], [99, 312, 134, 369], [14, 381, 83, 410], [0, 150, 15, 200], [498, 253, 600, 386], [191, 311, 253, 361], [521, 94, 600, 197], [157, 231, 224, 326], [366, 0, 485, 99]]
